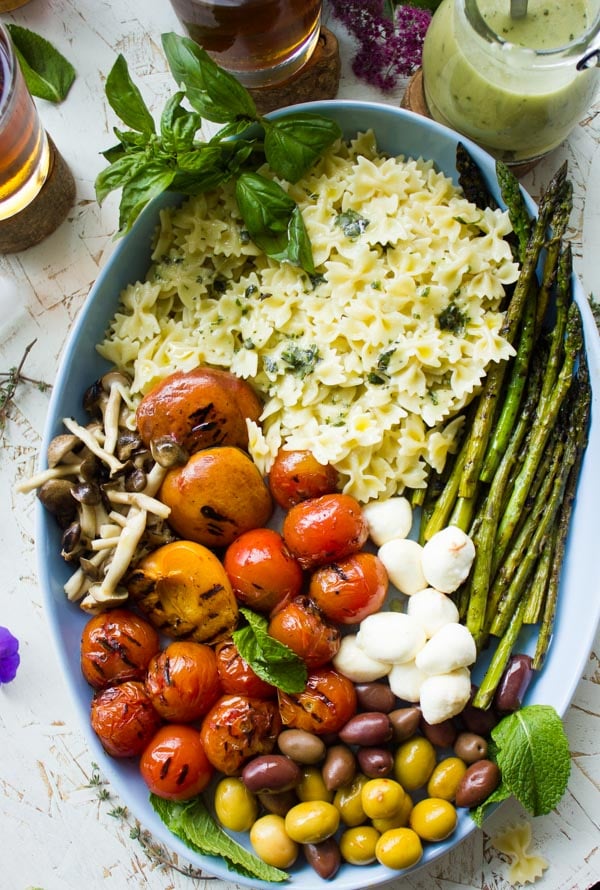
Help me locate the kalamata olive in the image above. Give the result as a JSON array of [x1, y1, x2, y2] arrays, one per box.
[[459, 684, 499, 735], [242, 754, 302, 793], [258, 789, 299, 816], [453, 731, 488, 763], [322, 744, 357, 791], [339, 712, 393, 747], [420, 716, 457, 748], [455, 759, 501, 808], [304, 837, 342, 880], [357, 747, 394, 778], [355, 682, 397, 713], [277, 728, 326, 764], [388, 707, 421, 742], [493, 654, 534, 713]]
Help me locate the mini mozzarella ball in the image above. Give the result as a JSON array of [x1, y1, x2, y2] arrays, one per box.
[[333, 633, 392, 682], [419, 667, 472, 725], [378, 539, 427, 596], [415, 623, 477, 676], [421, 526, 476, 594], [387, 659, 428, 703], [362, 497, 413, 547], [356, 612, 426, 664], [406, 588, 459, 639]]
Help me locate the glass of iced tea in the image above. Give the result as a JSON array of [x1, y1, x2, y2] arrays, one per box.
[[168, 0, 323, 87], [0, 24, 51, 221]]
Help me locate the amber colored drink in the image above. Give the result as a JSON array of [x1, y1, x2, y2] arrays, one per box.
[[0, 26, 50, 221], [168, 0, 322, 87]]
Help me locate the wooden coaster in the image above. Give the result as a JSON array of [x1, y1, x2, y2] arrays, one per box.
[[0, 136, 75, 253], [401, 68, 539, 177], [247, 27, 341, 114]]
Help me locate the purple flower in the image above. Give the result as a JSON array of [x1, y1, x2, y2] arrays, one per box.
[[0, 626, 20, 684]]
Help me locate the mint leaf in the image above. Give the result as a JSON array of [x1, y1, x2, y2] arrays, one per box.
[[7, 25, 75, 103], [150, 794, 289, 882], [491, 704, 571, 817], [233, 607, 307, 693], [470, 782, 511, 827]]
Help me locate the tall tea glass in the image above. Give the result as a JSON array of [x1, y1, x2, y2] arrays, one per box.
[[0, 25, 51, 221], [168, 0, 322, 87]]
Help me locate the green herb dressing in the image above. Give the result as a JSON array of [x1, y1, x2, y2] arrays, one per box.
[[480, 0, 588, 50]]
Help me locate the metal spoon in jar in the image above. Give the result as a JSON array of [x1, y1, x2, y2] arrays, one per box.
[[510, 0, 528, 18]]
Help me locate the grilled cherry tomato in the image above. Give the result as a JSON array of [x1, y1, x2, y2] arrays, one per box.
[[282, 494, 369, 570], [223, 527, 304, 613], [269, 449, 339, 510], [80, 608, 160, 689], [309, 552, 389, 624], [268, 596, 341, 668], [278, 667, 358, 735], [90, 680, 162, 758], [145, 640, 222, 722], [215, 638, 277, 699], [200, 694, 282, 775], [140, 724, 214, 800]]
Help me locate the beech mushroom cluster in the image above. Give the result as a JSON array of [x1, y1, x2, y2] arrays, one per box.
[[17, 371, 179, 612]]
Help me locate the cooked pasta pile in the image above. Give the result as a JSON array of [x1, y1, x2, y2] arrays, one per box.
[[98, 131, 519, 503]]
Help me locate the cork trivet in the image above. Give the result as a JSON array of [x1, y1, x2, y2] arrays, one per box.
[[248, 27, 341, 115], [401, 68, 539, 177], [0, 136, 75, 254]]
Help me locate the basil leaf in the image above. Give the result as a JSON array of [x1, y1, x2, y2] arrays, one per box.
[[160, 91, 202, 151], [285, 206, 316, 274], [106, 54, 156, 135], [7, 24, 75, 103], [233, 607, 307, 693], [95, 153, 149, 204], [263, 113, 341, 182], [161, 31, 257, 123], [117, 162, 176, 234]]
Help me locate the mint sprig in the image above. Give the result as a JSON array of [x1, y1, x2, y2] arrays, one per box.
[[471, 704, 571, 825], [7, 25, 76, 103], [233, 607, 307, 693], [96, 32, 341, 270]]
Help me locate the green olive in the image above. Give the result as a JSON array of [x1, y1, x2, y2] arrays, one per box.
[[361, 777, 406, 820], [249, 814, 298, 868], [297, 765, 334, 803], [393, 736, 436, 792], [214, 776, 258, 832], [426, 756, 467, 801], [339, 825, 381, 865], [375, 827, 423, 870], [371, 791, 413, 832], [284, 800, 340, 844], [333, 773, 369, 827], [409, 797, 458, 842]]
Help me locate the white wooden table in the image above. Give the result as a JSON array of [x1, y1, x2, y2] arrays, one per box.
[[1, 1, 599, 888]]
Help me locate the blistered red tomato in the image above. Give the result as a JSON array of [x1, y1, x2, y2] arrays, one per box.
[[145, 641, 222, 722], [223, 527, 304, 613], [282, 493, 369, 570], [269, 449, 339, 510], [200, 694, 282, 775], [215, 638, 277, 699], [140, 724, 214, 800], [90, 680, 162, 758], [268, 596, 341, 668], [278, 667, 358, 735], [80, 608, 160, 689], [309, 552, 389, 624]]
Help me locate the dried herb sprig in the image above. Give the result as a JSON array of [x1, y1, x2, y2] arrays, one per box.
[[0, 340, 50, 435]]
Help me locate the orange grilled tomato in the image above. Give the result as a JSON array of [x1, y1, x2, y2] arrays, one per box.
[[144, 641, 222, 722], [278, 667, 358, 736], [200, 694, 282, 775], [90, 680, 163, 758], [140, 724, 214, 800], [215, 638, 277, 700], [282, 493, 369, 571], [80, 608, 160, 689], [268, 449, 339, 510], [308, 552, 389, 624], [223, 527, 304, 613], [268, 596, 341, 668]]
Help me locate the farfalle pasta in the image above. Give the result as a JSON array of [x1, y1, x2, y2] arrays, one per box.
[[98, 130, 519, 503]]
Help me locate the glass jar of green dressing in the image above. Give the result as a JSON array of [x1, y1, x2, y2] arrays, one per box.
[[422, 0, 600, 164]]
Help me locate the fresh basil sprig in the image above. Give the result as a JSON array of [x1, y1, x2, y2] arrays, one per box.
[[96, 32, 341, 270]]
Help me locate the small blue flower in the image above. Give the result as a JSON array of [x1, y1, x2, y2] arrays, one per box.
[[0, 626, 20, 684]]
